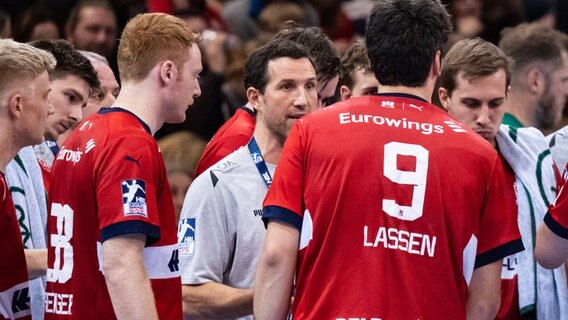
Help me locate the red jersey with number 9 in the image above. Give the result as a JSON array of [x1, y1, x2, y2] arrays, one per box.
[[44, 108, 181, 319], [263, 94, 524, 319]]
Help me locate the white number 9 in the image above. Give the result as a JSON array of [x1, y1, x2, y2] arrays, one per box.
[[382, 142, 429, 221]]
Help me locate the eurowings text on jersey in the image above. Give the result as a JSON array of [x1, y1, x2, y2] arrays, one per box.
[[338, 110, 470, 136], [339, 112, 445, 135]]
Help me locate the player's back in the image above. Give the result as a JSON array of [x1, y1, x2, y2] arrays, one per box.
[[283, 94, 522, 319]]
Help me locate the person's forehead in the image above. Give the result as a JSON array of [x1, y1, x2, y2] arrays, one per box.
[[79, 6, 116, 24], [51, 75, 90, 93], [353, 68, 376, 82], [454, 69, 507, 90], [91, 60, 115, 81], [186, 45, 203, 71], [266, 57, 315, 81]]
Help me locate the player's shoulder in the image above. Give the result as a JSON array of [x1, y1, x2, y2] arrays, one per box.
[[193, 147, 254, 190], [547, 124, 568, 147], [84, 109, 156, 147]]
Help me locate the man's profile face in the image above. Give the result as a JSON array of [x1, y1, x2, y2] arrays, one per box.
[[83, 59, 119, 118], [21, 71, 53, 145], [69, 6, 117, 58], [44, 75, 90, 141], [165, 44, 203, 124], [536, 51, 568, 129], [440, 69, 508, 147]]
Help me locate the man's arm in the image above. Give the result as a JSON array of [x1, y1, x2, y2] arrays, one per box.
[[535, 223, 568, 269], [254, 220, 299, 320], [182, 282, 252, 318], [102, 233, 158, 320], [24, 248, 46, 279], [466, 260, 501, 320]]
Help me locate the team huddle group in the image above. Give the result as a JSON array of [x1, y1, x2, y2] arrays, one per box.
[[3, 0, 568, 319]]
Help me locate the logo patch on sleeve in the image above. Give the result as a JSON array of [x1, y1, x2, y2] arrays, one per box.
[[178, 218, 196, 256], [121, 179, 147, 217]]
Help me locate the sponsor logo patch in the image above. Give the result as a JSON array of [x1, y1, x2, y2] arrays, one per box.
[[178, 218, 196, 256], [121, 179, 147, 217]]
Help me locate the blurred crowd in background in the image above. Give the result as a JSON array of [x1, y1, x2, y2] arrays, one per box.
[[1, 0, 568, 214]]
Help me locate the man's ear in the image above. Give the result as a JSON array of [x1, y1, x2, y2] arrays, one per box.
[[340, 85, 351, 101], [526, 67, 545, 96], [247, 87, 262, 112], [159, 61, 178, 85], [8, 93, 23, 119], [433, 50, 442, 77], [438, 87, 450, 111]]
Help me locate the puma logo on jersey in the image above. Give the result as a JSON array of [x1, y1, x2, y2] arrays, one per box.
[[253, 209, 263, 217], [124, 155, 142, 166]]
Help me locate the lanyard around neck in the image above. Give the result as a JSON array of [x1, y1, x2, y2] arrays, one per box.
[[247, 137, 272, 188]]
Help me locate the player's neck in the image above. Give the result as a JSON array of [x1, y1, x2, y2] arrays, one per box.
[[377, 85, 432, 103], [252, 121, 283, 165], [113, 83, 163, 135], [506, 91, 533, 127]]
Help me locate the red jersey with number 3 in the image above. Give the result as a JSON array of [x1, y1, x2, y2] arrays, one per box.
[[263, 94, 524, 319], [44, 108, 181, 319], [0, 174, 31, 320]]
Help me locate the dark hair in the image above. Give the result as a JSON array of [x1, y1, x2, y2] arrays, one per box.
[[339, 40, 371, 89], [244, 38, 314, 93], [499, 23, 568, 75], [65, 0, 115, 36], [366, 0, 452, 87], [273, 21, 339, 83], [29, 39, 100, 91], [440, 38, 512, 95]]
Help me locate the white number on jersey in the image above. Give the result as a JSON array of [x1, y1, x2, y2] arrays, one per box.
[[47, 203, 74, 283], [382, 142, 429, 221]]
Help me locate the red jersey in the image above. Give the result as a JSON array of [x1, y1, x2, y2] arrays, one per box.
[[544, 167, 568, 238], [195, 106, 255, 176], [495, 157, 521, 320], [0, 173, 31, 320], [44, 108, 181, 319], [263, 94, 524, 319]]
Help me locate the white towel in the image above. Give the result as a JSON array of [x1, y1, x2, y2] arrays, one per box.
[[496, 125, 568, 319], [5, 146, 48, 320]]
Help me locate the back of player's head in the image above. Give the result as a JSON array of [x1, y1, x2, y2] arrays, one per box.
[[118, 13, 199, 81], [244, 38, 314, 93], [499, 23, 568, 76], [0, 39, 56, 94], [273, 21, 339, 83], [29, 39, 100, 90], [366, 0, 452, 87], [339, 40, 372, 90], [440, 38, 512, 95]]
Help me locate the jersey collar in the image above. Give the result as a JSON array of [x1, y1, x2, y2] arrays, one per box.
[[376, 93, 428, 103], [98, 107, 152, 135]]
